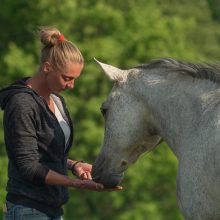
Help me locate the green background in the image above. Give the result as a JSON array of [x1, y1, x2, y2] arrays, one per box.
[[0, 0, 220, 219]]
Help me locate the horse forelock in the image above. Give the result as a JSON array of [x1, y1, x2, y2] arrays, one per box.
[[134, 58, 220, 84]]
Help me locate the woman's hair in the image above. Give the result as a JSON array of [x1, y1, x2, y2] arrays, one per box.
[[38, 26, 84, 72]]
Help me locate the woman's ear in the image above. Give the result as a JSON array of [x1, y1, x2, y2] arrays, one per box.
[[42, 61, 51, 73]]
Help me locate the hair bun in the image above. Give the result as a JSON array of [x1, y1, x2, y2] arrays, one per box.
[[38, 27, 61, 47]]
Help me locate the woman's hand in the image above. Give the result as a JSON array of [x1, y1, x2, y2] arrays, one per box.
[[70, 160, 123, 191], [72, 179, 123, 192], [45, 169, 122, 192], [73, 162, 93, 180]]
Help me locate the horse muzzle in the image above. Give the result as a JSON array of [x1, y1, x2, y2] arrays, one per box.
[[92, 160, 123, 187], [92, 170, 123, 188]]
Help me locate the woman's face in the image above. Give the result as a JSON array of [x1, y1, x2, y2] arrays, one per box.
[[46, 62, 84, 93]]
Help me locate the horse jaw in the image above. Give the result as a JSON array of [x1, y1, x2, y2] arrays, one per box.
[[94, 58, 128, 82]]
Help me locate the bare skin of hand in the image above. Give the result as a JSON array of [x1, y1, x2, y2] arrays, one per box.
[[45, 169, 122, 192], [74, 162, 93, 180], [73, 179, 123, 192], [73, 162, 123, 191]]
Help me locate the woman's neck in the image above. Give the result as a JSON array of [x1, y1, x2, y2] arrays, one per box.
[[26, 72, 51, 101]]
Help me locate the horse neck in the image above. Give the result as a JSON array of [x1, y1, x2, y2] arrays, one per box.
[[131, 70, 220, 158]]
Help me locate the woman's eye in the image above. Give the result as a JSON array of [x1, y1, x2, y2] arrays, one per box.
[[64, 77, 71, 81], [61, 74, 74, 82]]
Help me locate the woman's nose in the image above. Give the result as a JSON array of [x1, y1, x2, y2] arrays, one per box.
[[67, 80, 74, 89]]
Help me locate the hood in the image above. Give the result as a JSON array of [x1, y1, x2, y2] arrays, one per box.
[[0, 78, 36, 110]]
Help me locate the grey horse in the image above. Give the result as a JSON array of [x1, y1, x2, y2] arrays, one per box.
[[92, 58, 220, 220]]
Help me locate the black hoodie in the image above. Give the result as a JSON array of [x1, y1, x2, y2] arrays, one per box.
[[0, 78, 74, 217]]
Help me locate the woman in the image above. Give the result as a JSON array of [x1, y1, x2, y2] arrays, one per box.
[[0, 27, 121, 220]]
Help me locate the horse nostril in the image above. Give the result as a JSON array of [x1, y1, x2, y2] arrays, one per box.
[[121, 160, 128, 166]]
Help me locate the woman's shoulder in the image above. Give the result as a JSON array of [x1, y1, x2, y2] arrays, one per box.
[[6, 92, 39, 112], [11, 91, 37, 103]]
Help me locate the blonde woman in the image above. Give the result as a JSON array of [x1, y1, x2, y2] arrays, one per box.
[[0, 27, 121, 220]]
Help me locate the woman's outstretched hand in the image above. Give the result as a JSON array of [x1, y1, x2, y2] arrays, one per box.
[[44, 168, 122, 192], [71, 162, 123, 191], [72, 179, 123, 192]]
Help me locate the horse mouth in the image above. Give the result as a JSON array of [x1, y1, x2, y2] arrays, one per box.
[[92, 172, 124, 188], [92, 155, 124, 187]]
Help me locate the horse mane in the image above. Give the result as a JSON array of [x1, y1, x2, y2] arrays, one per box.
[[135, 58, 220, 84]]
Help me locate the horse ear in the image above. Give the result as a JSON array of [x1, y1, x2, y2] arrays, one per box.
[[94, 58, 127, 82]]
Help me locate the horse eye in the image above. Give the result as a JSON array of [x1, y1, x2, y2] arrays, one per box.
[[100, 107, 108, 116]]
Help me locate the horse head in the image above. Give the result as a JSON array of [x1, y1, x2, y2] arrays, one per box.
[[92, 59, 161, 187]]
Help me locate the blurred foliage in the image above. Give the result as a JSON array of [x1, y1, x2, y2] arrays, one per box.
[[0, 0, 220, 219]]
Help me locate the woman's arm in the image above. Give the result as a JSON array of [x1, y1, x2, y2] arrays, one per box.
[[45, 169, 104, 190], [67, 159, 93, 180], [4, 95, 49, 185], [67, 159, 77, 169], [45, 169, 122, 191]]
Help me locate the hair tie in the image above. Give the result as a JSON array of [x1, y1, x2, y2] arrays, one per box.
[[58, 34, 65, 42]]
